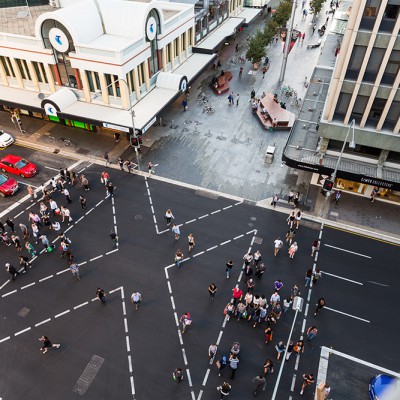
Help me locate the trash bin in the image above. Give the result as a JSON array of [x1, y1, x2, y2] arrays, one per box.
[[265, 145, 275, 164]]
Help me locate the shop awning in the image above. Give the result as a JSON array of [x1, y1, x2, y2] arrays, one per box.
[[194, 17, 245, 53], [41, 87, 78, 117], [236, 8, 262, 25], [174, 53, 216, 83]]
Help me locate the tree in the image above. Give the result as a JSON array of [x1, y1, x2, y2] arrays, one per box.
[[272, 0, 292, 26], [246, 31, 267, 64], [309, 0, 324, 20], [264, 20, 279, 45]]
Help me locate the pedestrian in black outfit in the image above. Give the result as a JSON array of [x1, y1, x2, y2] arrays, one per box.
[[0, 220, 5, 233], [59, 168, 65, 181], [5, 218, 15, 233], [107, 182, 115, 198], [39, 335, 60, 354], [217, 382, 232, 399], [110, 232, 118, 248], [172, 368, 184, 383], [65, 168, 71, 184], [104, 151, 110, 167], [226, 260, 233, 278], [79, 195, 87, 210], [252, 375, 266, 396], [19, 255, 31, 272], [5, 263, 19, 281], [96, 288, 107, 303], [208, 283, 217, 300], [118, 157, 124, 171], [314, 298, 326, 316]]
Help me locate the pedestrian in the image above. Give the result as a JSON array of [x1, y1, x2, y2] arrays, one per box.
[[253, 305, 267, 328], [114, 132, 120, 143], [305, 269, 312, 287], [11, 234, 22, 252], [104, 151, 110, 167], [270, 291, 280, 307], [285, 228, 296, 245], [180, 312, 192, 333], [312, 24, 316, 34], [236, 93, 240, 106], [324, 384, 331, 398], [271, 194, 279, 207], [255, 262, 265, 278], [39, 234, 51, 250], [229, 354, 239, 378], [226, 260, 233, 278], [333, 190, 341, 205], [217, 59, 221, 69], [232, 285, 243, 305], [263, 359, 274, 376], [300, 373, 315, 395], [243, 252, 253, 267], [264, 327, 273, 344], [239, 66, 243, 77], [106, 182, 115, 198], [208, 283, 217, 300], [235, 43, 239, 52], [49, 199, 58, 217], [19, 255, 31, 273], [227, 92, 233, 106], [172, 368, 184, 383], [25, 241, 36, 257], [5, 217, 15, 233], [252, 375, 266, 396], [80, 175, 89, 191], [275, 341, 286, 360], [165, 209, 174, 226], [131, 291, 142, 310], [5, 263, 19, 281], [283, 297, 292, 313], [288, 242, 298, 259], [253, 250, 262, 266], [293, 340, 305, 355], [63, 187, 72, 203], [244, 263, 253, 283], [216, 356, 228, 377], [247, 278, 255, 293], [27, 185, 35, 202], [110, 231, 119, 248], [79, 195, 87, 210], [96, 288, 107, 303], [50, 177, 57, 191], [60, 240, 70, 259], [175, 249, 184, 268], [56, 178, 64, 192], [39, 336, 60, 354], [101, 171, 110, 186], [236, 301, 246, 320], [61, 206, 72, 225], [209, 343, 218, 363], [250, 88, 255, 100], [294, 192, 300, 208], [311, 240, 319, 257], [312, 269, 322, 284], [39, 202, 48, 216], [287, 211, 296, 228], [182, 98, 188, 111], [307, 326, 318, 341], [171, 223, 180, 240], [295, 210, 302, 229], [285, 341, 295, 360], [302, 32, 305, 42], [287, 191, 294, 204], [314, 298, 326, 316], [217, 382, 232, 398], [188, 233, 195, 252], [69, 261, 80, 281], [274, 279, 284, 291], [262, 66, 267, 78]]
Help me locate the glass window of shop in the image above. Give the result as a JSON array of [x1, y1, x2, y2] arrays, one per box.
[[126, 69, 137, 96], [86, 71, 101, 92], [0, 56, 15, 77], [318, 175, 367, 195], [15, 59, 31, 80], [32, 62, 48, 83], [105, 74, 121, 97]]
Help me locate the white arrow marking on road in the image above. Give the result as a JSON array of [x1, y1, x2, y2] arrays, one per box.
[[322, 271, 363, 285], [324, 244, 371, 258]]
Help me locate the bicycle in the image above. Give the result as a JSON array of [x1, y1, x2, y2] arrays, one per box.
[[229, 57, 238, 66], [203, 105, 215, 115], [197, 94, 209, 104], [60, 137, 75, 147]]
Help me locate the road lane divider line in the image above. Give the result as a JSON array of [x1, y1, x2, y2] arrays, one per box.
[[325, 306, 370, 323], [321, 271, 363, 285], [15, 327, 31, 336], [324, 244, 371, 259]]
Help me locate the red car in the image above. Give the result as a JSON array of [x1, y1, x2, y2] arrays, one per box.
[[0, 155, 38, 178], [0, 173, 18, 197]]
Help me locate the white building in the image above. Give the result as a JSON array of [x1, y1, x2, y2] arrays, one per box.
[[0, 0, 260, 134]]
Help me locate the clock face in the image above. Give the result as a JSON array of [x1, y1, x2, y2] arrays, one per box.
[[146, 16, 157, 41], [49, 28, 69, 53]]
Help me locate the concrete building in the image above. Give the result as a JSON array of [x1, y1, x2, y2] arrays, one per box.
[[0, 0, 260, 134], [283, 0, 400, 203]]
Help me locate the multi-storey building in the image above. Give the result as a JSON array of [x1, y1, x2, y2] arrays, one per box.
[[283, 0, 400, 203]]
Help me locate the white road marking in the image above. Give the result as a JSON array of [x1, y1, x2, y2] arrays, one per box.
[[182, 348, 188, 365], [234, 201, 242, 206], [322, 271, 363, 285], [0, 336, 11, 343], [207, 246, 218, 252], [210, 210, 221, 215], [216, 331, 223, 346], [0, 280, 10, 290], [35, 318, 51, 327], [368, 281, 390, 287], [247, 229, 256, 235], [124, 318, 128, 333], [304, 303, 309, 317], [109, 287, 122, 294], [325, 306, 370, 323], [15, 327, 31, 336], [95, 200, 103, 207], [178, 330, 183, 345], [74, 302, 89, 310], [174, 312, 179, 327], [128, 355, 133, 373], [44, 166, 59, 171], [113, 216, 116, 225], [301, 319, 306, 333], [14, 211, 24, 218], [192, 251, 204, 257], [78, 261, 87, 266], [21, 282, 36, 289], [197, 390, 203, 400], [86, 208, 94, 215], [75, 216, 83, 223], [17, 181, 38, 188], [39, 275, 53, 282], [106, 249, 118, 255], [191, 391, 196, 400], [167, 281, 172, 294], [158, 229, 169, 234], [186, 369, 193, 386], [56, 268, 69, 275], [126, 336, 130, 352], [165, 268, 169, 279], [90, 255, 103, 262], [202, 369, 210, 386], [64, 226, 73, 233], [2, 290, 17, 297], [186, 219, 196, 224], [295, 354, 300, 371], [220, 240, 231, 246], [234, 234, 244, 240], [324, 244, 371, 259], [55, 309, 70, 318], [290, 374, 296, 391], [151, 205, 154, 214], [122, 301, 126, 316], [170, 296, 175, 310], [223, 205, 233, 210], [198, 214, 209, 219]]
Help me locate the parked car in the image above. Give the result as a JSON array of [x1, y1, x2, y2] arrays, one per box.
[[0, 130, 15, 148], [0, 155, 38, 177], [0, 173, 18, 197], [369, 374, 400, 399]]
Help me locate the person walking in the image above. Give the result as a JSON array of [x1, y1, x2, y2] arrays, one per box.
[[253, 250, 262, 267], [300, 373, 315, 395], [304, 269, 312, 287], [227, 92, 233, 106], [188, 233, 195, 252], [285, 341, 295, 360], [217, 382, 232, 398], [333, 190, 341, 205], [243, 252, 253, 267], [27, 185, 35, 202], [39, 234, 51, 251], [287, 211, 296, 228], [25, 241, 37, 257], [295, 210, 302, 229], [172, 368, 184, 383], [314, 298, 326, 316], [307, 326, 318, 341], [285, 228, 296, 245], [171, 223, 180, 240], [79, 195, 87, 210], [63, 187, 72, 204], [312, 24, 316, 34], [175, 249, 184, 268], [104, 151, 110, 167], [208, 283, 217, 300], [264, 327, 273, 344], [312, 269, 322, 284], [288, 242, 298, 259], [125, 160, 134, 173], [262, 66, 267, 78], [236, 93, 240, 106], [81, 175, 89, 191], [101, 171, 110, 186], [118, 157, 124, 171], [180, 312, 192, 333], [208, 343, 218, 363], [252, 375, 266, 396], [226, 260, 233, 278], [96, 288, 107, 304], [11, 234, 22, 252], [165, 209, 174, 226], [311, 240, 319, 257], [232, 285, 243, 305], [302, 32, 305, 42], [287, 191, 294, 204], [274, 279, 284, 291], [19, 255, 31, 273], [69, 261, 80, 281], [263, 359, 274, 376], [274, 237, 283, 256], [239, 66, 243, 77], [293, 192, 300, 208], [19, 223, 30, 239], [110, 231, 118, 248], [271, 194, 279, 208], [229, 354, 239, 378], [39, 336, 60, 354], [216, 356, 228, 377], [5, 217, 15, 233], [275, 341, 286, 360], [182, 98, 188, 111], [131, 291, 142, 310], [5, 263, 19, 281], [106, 182, 115, 198]]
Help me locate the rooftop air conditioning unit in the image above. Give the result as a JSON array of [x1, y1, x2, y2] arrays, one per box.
[[49, 0, 60, 8]]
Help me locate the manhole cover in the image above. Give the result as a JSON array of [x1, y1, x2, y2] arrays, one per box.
[[77, 148, 90, 155], [253, 237, 263, 245], [134, 215, 142, 220], [250, 217, 257, 221], [173, 156, 177, 160], [18, 307, 30, 317]]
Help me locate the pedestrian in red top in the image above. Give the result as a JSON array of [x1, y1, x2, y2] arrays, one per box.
[[262, 66, 267, 78], [232, 285, 243, 305]]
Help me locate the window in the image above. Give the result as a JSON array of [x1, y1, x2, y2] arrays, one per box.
[[345, 46, 367, 80], [364, 48, 385, 82], [15, 59, 31, 80], [126, 70, 136, 94], [368, 97, 387, 120], [137, 63, 144, 87], [86, 71, 100, 92], [380, 3, 399, 32], [0, 56, 15, 77], [360, 0, 381, 30], [382, 100, 400, 131], [382, 50, 399, 85], [334, 93, 351, 119], [32, 62, 48, 83], [350, 95, 369, 123], [105, 74, 121, 97]]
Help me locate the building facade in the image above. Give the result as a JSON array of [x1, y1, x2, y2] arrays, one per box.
[[0, 0, 251, 134]]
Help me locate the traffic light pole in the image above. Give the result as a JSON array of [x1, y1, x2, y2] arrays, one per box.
[[319, 120, 355, 217]]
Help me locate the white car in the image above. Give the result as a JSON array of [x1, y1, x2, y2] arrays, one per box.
[[0, 130, 15, 148]]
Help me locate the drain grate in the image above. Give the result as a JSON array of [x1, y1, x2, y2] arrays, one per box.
[[73, 355, 105, 395], [253, 237, 263, 245], [18, 307, 30, 317]]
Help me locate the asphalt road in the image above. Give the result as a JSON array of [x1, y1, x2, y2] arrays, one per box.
[[0, 144, 77, 213], [0, 158, 398, 400]]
